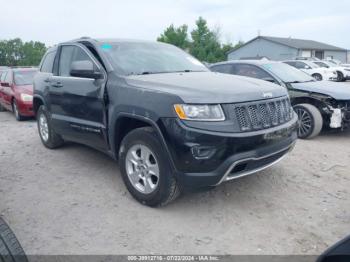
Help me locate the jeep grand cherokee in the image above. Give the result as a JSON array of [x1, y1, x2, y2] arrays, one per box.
[[33, 38, 298, 206]]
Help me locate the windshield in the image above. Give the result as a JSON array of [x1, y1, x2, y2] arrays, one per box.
[[14, 70, 37, 85], [100, 42, 208, 75], [262, 63, 315, 83]]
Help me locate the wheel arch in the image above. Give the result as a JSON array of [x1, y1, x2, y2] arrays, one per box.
[[292, 96, 327, 114], [110, 113, 177, 171], [33, 95, 45, 116]]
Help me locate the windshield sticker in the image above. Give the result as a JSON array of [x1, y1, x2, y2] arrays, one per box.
[[101, 43, 112, 50], [186, 56, 203, 66]]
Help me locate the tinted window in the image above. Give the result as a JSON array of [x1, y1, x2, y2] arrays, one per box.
[[41, 52, 56, 73], [262, 63, 314, 83], [232, 64, 270, 79], [211, 64, 233, 74], [14, 70, 38, 85], [59, 46, 75, 76], [4, 71, 12, 83], [284, 61, 296, 67], [101, 42, 208, 76], [295, 61, 309, 69], [59, 46, 94, 76], [0, 71, 7, 82], [314, 62, 328, 68]]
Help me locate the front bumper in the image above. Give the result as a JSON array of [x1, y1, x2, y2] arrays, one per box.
[[159, 114, 298, 188], [17, 100, 34, 116]]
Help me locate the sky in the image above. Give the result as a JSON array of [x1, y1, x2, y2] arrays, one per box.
[[1, 0, 349, 48]]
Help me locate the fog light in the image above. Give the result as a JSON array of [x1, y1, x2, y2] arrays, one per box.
[[191, 146, 216, 160]]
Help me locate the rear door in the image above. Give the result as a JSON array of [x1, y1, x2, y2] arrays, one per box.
[[49, 44, 108, 150], [0, 71, 7, 107], [1, 71, 14, 110]]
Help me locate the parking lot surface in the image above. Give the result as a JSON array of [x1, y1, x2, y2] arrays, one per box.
[[0, 110, 349, 255]]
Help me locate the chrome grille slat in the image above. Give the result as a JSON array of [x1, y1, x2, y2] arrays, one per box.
[[234, 97, 293, 132]]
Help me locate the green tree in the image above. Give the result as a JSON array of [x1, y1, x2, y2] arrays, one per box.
[[158, 17, 245, 62], [157, 24, 189, 49], [20, 41, 47, 66], [0, 38, 47, 66], [189, 17, 223, 63]]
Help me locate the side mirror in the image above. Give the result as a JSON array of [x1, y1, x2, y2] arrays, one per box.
[[261, 77, 276, 83], [70, 60, 103, 79]]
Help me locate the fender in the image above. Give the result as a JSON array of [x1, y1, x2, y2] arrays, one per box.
[[32, 94, 46, 115], [109, 112, 178, 172]]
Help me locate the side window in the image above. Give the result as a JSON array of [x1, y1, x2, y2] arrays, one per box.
[[58, 46, 95, 77], [4, 71, 12, 84], [0, 71, 7, 82], [59, 46, 75, 76], [284, 61, 295, 67], [233, 64, 271, 80], [211, 64, 233, 74], [295, 61, 308, 69], [41, 51, 56, 73]]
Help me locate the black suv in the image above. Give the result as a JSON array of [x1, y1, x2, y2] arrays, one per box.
[[211, 60, 350, 139], [33, 38, 298, 206]]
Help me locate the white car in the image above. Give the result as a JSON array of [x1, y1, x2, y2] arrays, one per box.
[[313, 60, 350, 81], [283, 60, 337, 81]]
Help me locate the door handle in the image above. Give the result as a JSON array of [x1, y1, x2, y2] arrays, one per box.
[[52, 82, 63, 88], [44, 78, 51, 83]]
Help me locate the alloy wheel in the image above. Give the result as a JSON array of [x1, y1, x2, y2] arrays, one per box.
[[295, 107, 312, 138], [39, 113, 49, 142], [125, 144, 160, 194]]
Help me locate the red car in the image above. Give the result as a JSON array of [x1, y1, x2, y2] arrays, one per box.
[[0, 67, 37, 120]]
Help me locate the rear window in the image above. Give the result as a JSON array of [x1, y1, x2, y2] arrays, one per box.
[[14, 70, 38, 85]]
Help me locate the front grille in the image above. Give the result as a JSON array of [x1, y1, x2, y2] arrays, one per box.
[[234, 97, 293, 132]]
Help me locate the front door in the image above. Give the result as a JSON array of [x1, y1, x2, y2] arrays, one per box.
[[49, 44, 108, 150]]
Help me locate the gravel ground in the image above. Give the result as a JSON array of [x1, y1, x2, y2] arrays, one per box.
[[0, 110, 349, 256]]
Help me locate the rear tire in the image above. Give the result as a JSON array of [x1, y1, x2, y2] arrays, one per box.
[[37, 105, 64, 149], [294, 103, 323, 139], [0, 217, 28, 262], [336, 71, 344, 82], [0, 102, 5, 112], [312, 73, 323, 81], [119, 127, 180, 207], [12, 100, 24, 121]]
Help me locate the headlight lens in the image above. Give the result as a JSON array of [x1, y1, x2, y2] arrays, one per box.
[[20, 94, 33, 102], [174, 104, 225, 121]]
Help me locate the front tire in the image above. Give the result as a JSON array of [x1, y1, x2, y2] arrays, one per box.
[[0, 102, 5, 112], [294, 103, 323, 139], [12, 100, 24, 121], [0, 217, 28, 262], [312, 73, 323, 81], [37, 105, 64, 149], [119, 127, 180, 207]]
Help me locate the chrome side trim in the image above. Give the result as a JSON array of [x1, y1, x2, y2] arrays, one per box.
[[216, 142, 296, 186]]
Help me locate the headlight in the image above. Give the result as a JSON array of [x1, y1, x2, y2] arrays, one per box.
[[20, 94, 33, 102], [174, 104, 225, 121]]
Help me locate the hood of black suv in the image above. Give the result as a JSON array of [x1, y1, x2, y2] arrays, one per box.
[[125, 72, 287, 103], [291, 81, 350, 100]]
